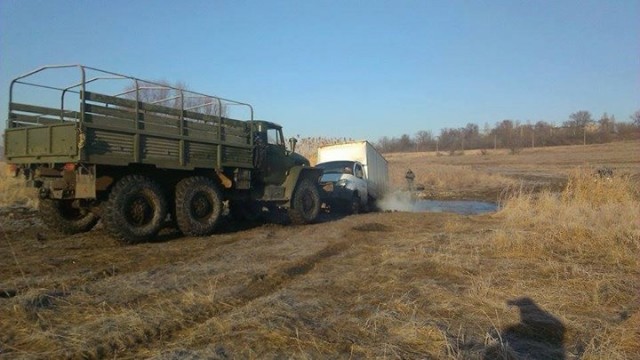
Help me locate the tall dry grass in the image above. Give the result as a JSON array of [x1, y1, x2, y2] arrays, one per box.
[[397, 164, 515, 191], [0, 162, 37, 208], [491, 167, 640, 358], [495, 167, 639, 260]]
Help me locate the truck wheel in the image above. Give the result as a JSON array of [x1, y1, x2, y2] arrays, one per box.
[[349, 194, 361, 215], [175, 176, 222, 236], [288, 179, 321, 225], [366, 195, 377, 212], [103, 175, 167, 244], [39, 199, 99, 234]]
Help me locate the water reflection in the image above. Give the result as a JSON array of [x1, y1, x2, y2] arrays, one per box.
[[378, 191, 498, 215], [413, 200, 498, 215]]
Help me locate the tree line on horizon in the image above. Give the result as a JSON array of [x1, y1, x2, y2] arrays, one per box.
[[374, 110, 640, 154], [113, 81, 637, 155]]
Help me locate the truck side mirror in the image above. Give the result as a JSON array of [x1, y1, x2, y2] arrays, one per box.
[[288, 137, 297, 153]]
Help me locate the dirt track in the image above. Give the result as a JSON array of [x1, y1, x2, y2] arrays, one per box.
[[2, 205, 500, 358], [1, 141, 638, 358]]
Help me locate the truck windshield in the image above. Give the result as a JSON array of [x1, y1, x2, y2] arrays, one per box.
[[266, 128, 283, 145], [315, 161, 355, 174]]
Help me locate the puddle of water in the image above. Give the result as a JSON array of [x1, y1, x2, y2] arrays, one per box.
[[413, 200, 498, 215], [378, 192, 499, 215]]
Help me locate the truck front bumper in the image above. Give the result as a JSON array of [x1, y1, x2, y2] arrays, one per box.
[[320, 182, 354, 205]]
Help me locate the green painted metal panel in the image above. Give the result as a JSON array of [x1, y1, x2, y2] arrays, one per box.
[[6, 90, 254, 170], [4, 123, 79, 163]]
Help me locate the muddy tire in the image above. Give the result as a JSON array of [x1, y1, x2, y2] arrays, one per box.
[[288, 179, 321, 225], [175, 176, 222, 236], [39, 199, 99, 234], [366, 195, 377, 212], [349, 193, 361, 215], [103, 175, 167, 244]]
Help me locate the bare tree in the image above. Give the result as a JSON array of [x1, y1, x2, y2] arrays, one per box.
[[631, 110, 640, 127], [122, 80, 226, 117], [596, 113, 615, 143], [414, 130, 433, 151], [565, 110, 594, 128], [398, 134, 415, 152], [375, 109, 638, 154], [463, 123, 480, 149]]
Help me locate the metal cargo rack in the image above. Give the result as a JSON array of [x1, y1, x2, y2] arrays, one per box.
[[5, 64, 255, 169]]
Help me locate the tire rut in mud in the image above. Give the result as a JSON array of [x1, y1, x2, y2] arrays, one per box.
[[122, 241, 352, 357], [3, 209, 377, 358], [236, 241, 349, 301]]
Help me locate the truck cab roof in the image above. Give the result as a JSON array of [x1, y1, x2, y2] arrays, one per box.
[[254, 120, 282, 131]]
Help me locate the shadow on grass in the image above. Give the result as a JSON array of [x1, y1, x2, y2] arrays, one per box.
[[484, 297, 566, 360], [148, 216, 264, 243]]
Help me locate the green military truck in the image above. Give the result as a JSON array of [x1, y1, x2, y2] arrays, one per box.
[[3, 65, 322, 243]]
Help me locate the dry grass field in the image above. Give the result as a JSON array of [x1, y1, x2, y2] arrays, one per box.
[[383, 140, 640, 201], [0, 141, 638, 359], [0, 163, 37, 208]]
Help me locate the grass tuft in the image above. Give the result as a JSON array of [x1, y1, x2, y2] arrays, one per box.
[[0, 162, 37, 208]]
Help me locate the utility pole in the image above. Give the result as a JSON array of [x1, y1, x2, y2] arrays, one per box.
[[531, 131, 535, 148]]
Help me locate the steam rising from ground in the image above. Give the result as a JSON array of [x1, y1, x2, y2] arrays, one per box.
[[377, 191, 417, 212], [377, 192, 499, 215]]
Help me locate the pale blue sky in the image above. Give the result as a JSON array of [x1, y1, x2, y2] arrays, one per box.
[[1, 0, 638, 141]]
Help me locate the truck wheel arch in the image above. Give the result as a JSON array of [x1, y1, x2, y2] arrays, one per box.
[[283, 166, 323, 202], [284, 166, 323, 224]]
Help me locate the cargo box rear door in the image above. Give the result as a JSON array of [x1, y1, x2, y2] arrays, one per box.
[[4, 123, 80, 163]]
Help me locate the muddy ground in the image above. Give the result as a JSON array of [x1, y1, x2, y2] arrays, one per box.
[[1, 206, 506, 359], [1, 141, 638, 359]]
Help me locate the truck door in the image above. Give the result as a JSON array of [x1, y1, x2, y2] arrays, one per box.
[[263, 126, 289, 185], [353, 163, 368, 200]]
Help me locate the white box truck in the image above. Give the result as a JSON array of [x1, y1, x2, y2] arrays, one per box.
[[316, 141, 389, 213]]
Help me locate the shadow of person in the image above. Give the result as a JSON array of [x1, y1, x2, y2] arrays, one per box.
[[484, 297, 566, 360]]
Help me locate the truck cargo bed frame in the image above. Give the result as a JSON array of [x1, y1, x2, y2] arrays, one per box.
[[5, 64, 255, 170]]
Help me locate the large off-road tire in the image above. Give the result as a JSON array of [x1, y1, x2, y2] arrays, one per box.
[[39, 199, 99, 234], [365, 195, 377, 213], [288, 179, 321, 225], [103, 175, 167, 244], [348, 193, 361, 215], [175, 176, 223, 236]]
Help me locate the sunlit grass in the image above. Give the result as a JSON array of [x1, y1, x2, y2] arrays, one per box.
[[496, 167, 639, 260], [0, 162, 37, 208], [490, 167, 640, 358], [1, 142, 639, 359]]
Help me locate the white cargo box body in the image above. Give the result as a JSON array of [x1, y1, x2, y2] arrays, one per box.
[[317, 141, 389, 199]]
